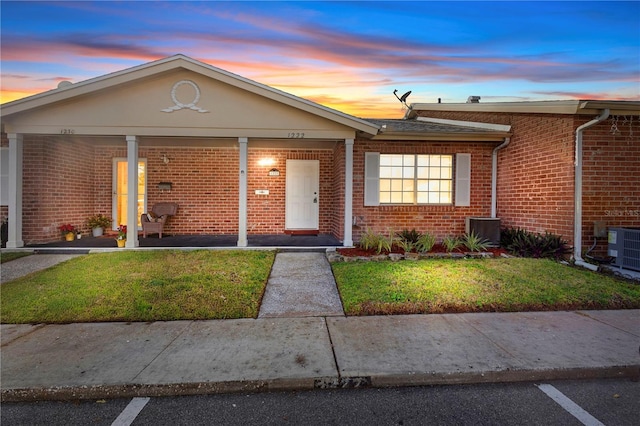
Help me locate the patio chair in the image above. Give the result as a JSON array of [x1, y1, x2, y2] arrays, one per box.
[[141, 202, 178, 238]]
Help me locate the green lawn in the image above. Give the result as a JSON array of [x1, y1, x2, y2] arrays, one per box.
[[332, 258, 640, 315], [1, 250, 275, 323]]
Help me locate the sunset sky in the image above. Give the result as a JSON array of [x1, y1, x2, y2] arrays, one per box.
[[1, 1, 638, 118]]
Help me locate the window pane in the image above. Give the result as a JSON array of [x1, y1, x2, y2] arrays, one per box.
[[417, 180, 428, 191], [391, 179, 402, 191], [417, 192, 428, 203], [380, 192, 390, 203], [390, 192, 403, 203], [380, 166, 392, 178], [403, 155, 414, 167], [380, 179, 391, 191], [440, 192, 452, 204], [403, 192, 414, 203], [429, 180, 440, 192], [391, 155, 404, 166], [403, 180, 414, 192], [428, 192, 440, 204], [403, 166, 414, 179], [429, 167, 442, 179]]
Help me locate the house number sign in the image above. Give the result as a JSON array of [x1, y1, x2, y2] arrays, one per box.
[[161, 80, 209, 113]]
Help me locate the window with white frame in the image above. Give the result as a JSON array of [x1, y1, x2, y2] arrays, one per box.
[[379, 154, 453, 204], [365, 152, 471, 207]]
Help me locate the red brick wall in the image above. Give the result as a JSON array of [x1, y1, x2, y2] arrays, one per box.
[[582, 117, 640, 256], [351, 140, 496, 242], [414, 110, 640, 254], [97, 146, 336, 236], [21, 136, 95, 244], [415, 111, 576, 243], [247, 149, 334, 235]]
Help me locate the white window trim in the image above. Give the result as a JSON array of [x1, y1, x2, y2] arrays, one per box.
[[364, 152, 471, 207]]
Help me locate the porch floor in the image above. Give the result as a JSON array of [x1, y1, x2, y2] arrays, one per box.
[[25, 233, 343, 251]]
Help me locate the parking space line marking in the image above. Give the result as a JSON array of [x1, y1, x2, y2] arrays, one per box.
[[111, 397, 151, 426], [536, 384, 605, 426]]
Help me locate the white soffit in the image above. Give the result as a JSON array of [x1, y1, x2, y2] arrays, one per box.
[[416, 116, 512, 132]]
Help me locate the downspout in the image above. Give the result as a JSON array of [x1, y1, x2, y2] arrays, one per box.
[[574, 109, 609, 271], [491, 137, 510, 218]]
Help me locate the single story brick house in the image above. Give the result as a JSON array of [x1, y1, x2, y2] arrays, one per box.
[[1, 55, 638, 266]]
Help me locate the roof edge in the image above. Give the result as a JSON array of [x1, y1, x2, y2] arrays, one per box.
[[416, 116, 511, 132], [407, 100, 640, 117]]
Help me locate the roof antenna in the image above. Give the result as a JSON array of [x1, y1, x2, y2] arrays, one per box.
[[393, 89, 412, 109]]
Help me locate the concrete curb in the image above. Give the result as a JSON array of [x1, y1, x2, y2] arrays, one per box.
[[3, 365, 638, 402]]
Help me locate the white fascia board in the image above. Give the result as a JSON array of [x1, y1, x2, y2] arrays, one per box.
[[416, 116, 512, 132]]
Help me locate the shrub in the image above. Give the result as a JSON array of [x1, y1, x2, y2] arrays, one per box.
[[416, 232, 436, 253], [396, 229, 423, 253], [396, 229, 422, 244], [501, 227, 571, 259], [442, 236, 462, 252], [358, 228, 395, 254], [462, 231, 490, 252]]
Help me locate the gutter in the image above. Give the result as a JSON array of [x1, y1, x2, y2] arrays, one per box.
[[491, 137, 510, 218], [574, 109, 610, 271]]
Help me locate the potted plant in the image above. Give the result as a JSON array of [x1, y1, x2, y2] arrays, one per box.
[[115, 224, 127, 247], [87, 214, 112, 237], [59, 224, 76, 241]]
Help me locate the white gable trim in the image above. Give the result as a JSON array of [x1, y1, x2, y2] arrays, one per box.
[[417, 116, 511, 132], [1, 55, 379, 136]]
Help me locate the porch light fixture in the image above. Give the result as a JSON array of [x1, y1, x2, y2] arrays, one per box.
[[269, 168, 280, 176], [258, 158, 275, 167], [161, 154, 170, 164]]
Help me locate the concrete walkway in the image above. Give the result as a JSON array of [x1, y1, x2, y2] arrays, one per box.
[[1, 252, 639, 401], [259, 252, 344, 318], [1, 254, 80, 284]]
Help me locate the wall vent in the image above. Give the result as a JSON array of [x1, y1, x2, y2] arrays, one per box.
[[608, 228, 640, 272]]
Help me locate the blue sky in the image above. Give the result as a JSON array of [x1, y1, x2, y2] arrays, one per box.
[[1, 1, 638, 117]]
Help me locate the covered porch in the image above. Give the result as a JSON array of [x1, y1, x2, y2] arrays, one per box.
[[1, 55, 379, 250]]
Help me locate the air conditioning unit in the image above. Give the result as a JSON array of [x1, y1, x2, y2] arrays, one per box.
[[608, 228, 640, 272], [465, 217, 501, 246]]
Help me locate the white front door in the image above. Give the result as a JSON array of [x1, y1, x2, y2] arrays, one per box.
[[285, 160, 319, 230]]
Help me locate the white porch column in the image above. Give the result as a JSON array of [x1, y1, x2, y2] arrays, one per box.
[[237, 137, 248, 247], [343, 138, 354, 247], [125, 136, 140, 248], [6, 133, 24, 248]]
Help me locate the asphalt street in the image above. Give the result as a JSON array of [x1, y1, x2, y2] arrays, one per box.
[[2, 378, 639, 426]]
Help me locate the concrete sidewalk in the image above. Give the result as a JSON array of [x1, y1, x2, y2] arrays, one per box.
[[2, 310, 639, 401], [1, 252, 639, 401]]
